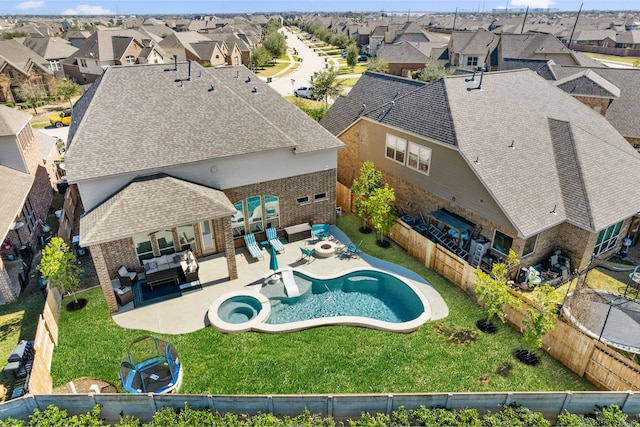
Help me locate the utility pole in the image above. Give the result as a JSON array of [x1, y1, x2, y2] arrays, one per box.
[[520, 6, 529, 34], [452, 8, 457, 32], [567, 3, 583, 48]]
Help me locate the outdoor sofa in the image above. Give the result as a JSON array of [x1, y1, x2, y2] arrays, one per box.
[[142, 250, 199, 290]]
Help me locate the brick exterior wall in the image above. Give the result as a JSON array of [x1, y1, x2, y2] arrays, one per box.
[[0, 264, 17, 303], [90, 244, 119, 313], [573, 95, 610, 117], [337, 120, 627, 270]]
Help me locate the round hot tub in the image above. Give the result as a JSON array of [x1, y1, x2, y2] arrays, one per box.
[[208, 291, 270, 333]]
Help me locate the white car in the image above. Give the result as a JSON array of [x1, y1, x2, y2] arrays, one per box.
[[294, 86, 316, 99]]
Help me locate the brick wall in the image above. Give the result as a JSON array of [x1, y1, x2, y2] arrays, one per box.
[[572, 95, 610, 116], [89, 244, 118, 313], [21, 165, 54, 247]]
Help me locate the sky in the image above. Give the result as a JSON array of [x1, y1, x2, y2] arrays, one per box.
[[2, 0, 638, 16]]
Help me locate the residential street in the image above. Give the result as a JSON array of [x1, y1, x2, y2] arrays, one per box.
[[258, 27, 340, 97]]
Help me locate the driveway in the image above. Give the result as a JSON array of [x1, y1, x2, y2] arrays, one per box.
[[261, 27, 340, 97], [38, 125, 69, 145]]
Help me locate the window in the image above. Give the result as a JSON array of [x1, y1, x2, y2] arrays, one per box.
[[247, 196, 262, 233], [232, 200, 245, 237], [264, 195, 280, 229], [314, 192, 327, 201], [125, 55, 136, 65], [296, 196, 309, 205], [21, 199, 36, 235], [155, 230, 175, 255], [177, 225, 195, 251], [79, 58, 87, 68], [7, 70, 14, 79], [132, 232, 154, 264], [594, 221, 623, 256], [491, 230, 513, 256], [522, 234, 538, 258], [49, 60, 62, 72], [385, 134, 406, 163], [233, 195, 281, 236], [407, 142, 431, 175], [466, 56, 478, 67]]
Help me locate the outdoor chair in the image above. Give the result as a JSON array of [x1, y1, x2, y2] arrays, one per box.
[[311, 224, 331, 241], [300, 247, 314, 263], [118, 265, 137, 287], [346, 240, 363, 258], [266, 227, 285, 253], [243, 233, 264, 260]]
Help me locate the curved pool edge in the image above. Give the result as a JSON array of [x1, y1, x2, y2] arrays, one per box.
[[209, 266, 434, 334], [207, 290, 271, 333]]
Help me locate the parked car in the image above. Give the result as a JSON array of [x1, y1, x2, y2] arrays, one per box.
[[358, 55, 369, 62], [49, 109, 72, 128], [294, 86, 316, 99]]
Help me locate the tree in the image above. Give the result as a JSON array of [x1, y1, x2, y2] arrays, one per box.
[[367, 57, 389, 73], [292, 98, 326, 121], [346, 44, 359, 70], [310, 68, 345, 109], [413, 62, 458, 82], [38, 237, 82, 307], [330, 33, 350, 49], [263, 32, 287, 60], [55, 79, 80, 109], [368, 184, 397, 248], [264, 20, 281, 35], [519, 283, 557, 364], [474, 249, 522, 332], [351, 161, 381, 233], [2, 31, 28, 39], [250, 45, 272, 69], [13, 81, 47, 115]]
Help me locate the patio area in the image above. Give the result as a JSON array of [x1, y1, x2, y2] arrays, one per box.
[[112, 226, 448, 334]]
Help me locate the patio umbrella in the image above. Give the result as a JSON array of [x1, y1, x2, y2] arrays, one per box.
[[269, 244, 279, 272]]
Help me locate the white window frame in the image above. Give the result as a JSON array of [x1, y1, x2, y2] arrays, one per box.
[[314, 192, 328, 202], [125, 55, 136, 65], [407, 142, 431, 175], [466, 56, 479, 67], [296, 196, 310, 205], [79, 58, 87, 68], [385, 134, 407, 164], [49, 60, 62, 72], [522, 234, 538, 258]]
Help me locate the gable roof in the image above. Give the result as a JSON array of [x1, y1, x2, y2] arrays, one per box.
[[0, 165, 34, 243], [376, 41, 432, 63], [0, 106, 31, 136], [323, 69, 640, 237], [79, 174, 236, 246], [21, 36, 78, 60], [0, 39, 51, 76], [554, 69, 621, 99], [65, 62, 344, 182]]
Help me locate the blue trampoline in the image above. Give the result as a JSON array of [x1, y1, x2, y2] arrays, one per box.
[[119, 336, 183, 394]]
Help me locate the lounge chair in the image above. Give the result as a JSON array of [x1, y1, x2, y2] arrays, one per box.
[[243, 233, 264, 260], [266, 227, 285, 253], [300, 247, 314, 263], [118, 265, 138, 287], [346, 240, 363, 258], [311, 224, 331, 241]]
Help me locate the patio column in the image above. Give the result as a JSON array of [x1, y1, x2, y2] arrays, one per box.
[[0, 265, 17, 304], [221, 216, 238, 280], [90, 244, 119, 313]]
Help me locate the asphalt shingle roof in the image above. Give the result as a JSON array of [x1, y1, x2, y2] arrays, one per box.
[[554, 69, 621, 99], [0, 106, 30, 136], [0, 165, 34, 242], [66, 62, 343, 182], [79, 174, 237, 246]]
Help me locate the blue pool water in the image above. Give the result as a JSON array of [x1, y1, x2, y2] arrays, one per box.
[[265, 270, 424, 324]]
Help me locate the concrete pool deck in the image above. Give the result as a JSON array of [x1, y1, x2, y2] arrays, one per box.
[[112, 226, 449, 334]]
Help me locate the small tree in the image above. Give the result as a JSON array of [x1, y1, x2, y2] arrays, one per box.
[[474, 249, 522, 332], [38, 237, 82, 306], [262, 32, 287, 61], [346, 44, 359, 70], [351, 161, 381, 233], [368, 184, 397, 248], [55, 79, 80, 109], [367, 57, 389, 73], [311, 68, 345, 109], [520, 283, 557, 363], [13, 81, 47, 115], [412, 62, 458, 82], [250, 45, 272, 69]]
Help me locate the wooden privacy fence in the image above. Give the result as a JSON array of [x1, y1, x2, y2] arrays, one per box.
[[27, 288, 61, 395], [2, 391, 640, 424], [336, 181, 352, 214], [389, 218, 640, 392]]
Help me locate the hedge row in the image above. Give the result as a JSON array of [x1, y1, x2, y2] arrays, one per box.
[[1, 403, 637, 426]]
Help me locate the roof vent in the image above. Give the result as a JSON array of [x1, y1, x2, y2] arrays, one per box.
[[245, 76, 251, 83], [509, 140, 515, 149], [252, 86, 258, 93], [467, 67, 484, 91], [473, 156, 480, 165], [165, 55, 178, 72], [236, 70, 240, 78], [208, 84, 215, 92], [550, 204, 557, 215]]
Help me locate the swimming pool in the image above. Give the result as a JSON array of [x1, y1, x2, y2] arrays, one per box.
[[207, 267, 431, 333]]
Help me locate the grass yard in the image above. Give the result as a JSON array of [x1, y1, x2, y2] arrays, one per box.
[[583, 52, 640, 66], [338, 64, 368, 75], [51, 214, 595, 394], [254, 61, 291, 77], [338, 77, 361, 88]]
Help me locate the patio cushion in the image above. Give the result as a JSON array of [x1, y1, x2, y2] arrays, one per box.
[[143, 260, 158, 272], [118, 266, 128, 277]]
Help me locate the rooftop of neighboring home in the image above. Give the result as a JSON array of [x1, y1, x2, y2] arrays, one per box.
[[65, 62, 343, 182], [322, 70, 640, 238]]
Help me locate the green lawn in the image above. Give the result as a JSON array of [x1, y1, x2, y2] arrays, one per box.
[[254, 61, 291, 77], [583, 52, 640, 65], [51, 214, 595, 394]]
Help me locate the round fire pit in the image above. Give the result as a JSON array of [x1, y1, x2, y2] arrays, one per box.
[[314, 241, 337, 258]]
